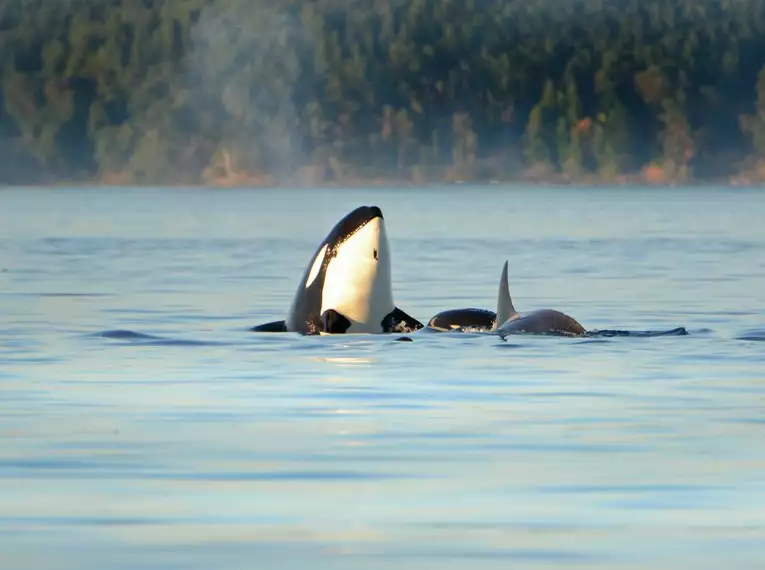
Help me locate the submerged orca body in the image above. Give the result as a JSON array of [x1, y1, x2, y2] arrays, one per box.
[[496, 309, 586, 337], [426, 260, 586, 337], [251, 205, 424, 335]]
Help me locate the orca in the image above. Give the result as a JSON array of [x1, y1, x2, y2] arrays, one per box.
[[491, 260, 586, 337], [426, 260, 586, 337], [426, 259, 511, 332], [251, 205, 424, 335], [427, 307, 497, 331], [427, 261, 689, 340]]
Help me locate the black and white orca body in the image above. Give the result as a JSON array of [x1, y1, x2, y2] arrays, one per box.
[[426, 260, 586, 337], [251, 205, 424, 335], [427, 308, 497, 331], [426, 259, 512, 332]]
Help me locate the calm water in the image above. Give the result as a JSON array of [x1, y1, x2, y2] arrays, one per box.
[[1, 185, 764, 570]]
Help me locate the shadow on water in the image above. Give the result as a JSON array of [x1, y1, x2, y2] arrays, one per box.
[[88, 330, 228, 347], [736, 328, 765, 342]]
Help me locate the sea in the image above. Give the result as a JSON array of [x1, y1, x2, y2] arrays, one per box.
[[1, 184, 764, 569]]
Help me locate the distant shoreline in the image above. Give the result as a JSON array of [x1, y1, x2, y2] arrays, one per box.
[[4, 175, 764, 189]]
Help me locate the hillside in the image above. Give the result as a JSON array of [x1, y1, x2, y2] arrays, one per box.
[[2, 0, 765, 186]]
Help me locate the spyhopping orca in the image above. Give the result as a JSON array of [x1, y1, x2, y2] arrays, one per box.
[[251, 205, 424, 335]]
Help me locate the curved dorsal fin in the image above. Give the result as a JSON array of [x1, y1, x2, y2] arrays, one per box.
[[493, 260, 518, 329]]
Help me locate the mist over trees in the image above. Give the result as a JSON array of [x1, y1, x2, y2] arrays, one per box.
[[3, 0, 765, 186]]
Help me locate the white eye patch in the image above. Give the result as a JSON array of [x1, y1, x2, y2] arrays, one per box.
[[305, 243, 328, 288]]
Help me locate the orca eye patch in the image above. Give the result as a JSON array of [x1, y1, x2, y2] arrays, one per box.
[[373, 248, 378, 260]]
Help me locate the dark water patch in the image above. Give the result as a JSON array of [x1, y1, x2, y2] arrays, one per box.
[[693, 328, 715, 334], [0, 456, 412, 481], [0, 516, 169, 527], [672, 310, 760, 317], [4, 468, 413, 482], [480, 442, 650, 454], [157, 469, 412, 482], [684, 383, 765, 395], [363, 430, 479, 441], [611, 495, 723, 510], [675, 276, 740, 283], [91, 329, 158, 340], [0, 356, 61, 365], [53, 441, 165, 452], [435, 377, 540, 388], [718, 418, 765, 425], [89, 329, 227, 347], [36, 292, 112, 298], [536, 483, 719, 494], [0, 457, 143, 473], [143, 287, 196, 294], [356, 438, 649, 455], [379, 547, 597, 562], [520, 390, 620, 399], [736, 328, 765, 341], [0, 291, 112, 298], [119, 338, 229, 347], [716, 310, 763, 316], [414, 519, 617, 535], [297, 402, 435, 415], [101, 307, 172, 315], [0, 513, 297, 527]]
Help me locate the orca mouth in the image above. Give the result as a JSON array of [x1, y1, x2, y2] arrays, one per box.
[[368, 206, 383, 219]]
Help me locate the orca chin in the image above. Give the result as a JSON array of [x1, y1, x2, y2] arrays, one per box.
[[251, 205, 424, 335]]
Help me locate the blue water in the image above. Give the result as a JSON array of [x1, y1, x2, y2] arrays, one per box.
[[1, 185, 764, 570]]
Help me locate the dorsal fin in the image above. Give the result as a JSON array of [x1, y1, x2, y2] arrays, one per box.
[[493, 260, 518, 329]]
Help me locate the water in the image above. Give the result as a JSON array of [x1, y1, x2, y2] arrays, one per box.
[[1, 185, 764, 570]]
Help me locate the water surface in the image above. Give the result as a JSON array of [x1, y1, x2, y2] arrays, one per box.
[[1, 185, 764, 569]]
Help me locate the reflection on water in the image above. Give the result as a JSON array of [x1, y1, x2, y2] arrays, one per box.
[[1, 185, 764, 570]]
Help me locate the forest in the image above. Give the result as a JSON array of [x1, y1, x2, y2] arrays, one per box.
[[2, 0, 765, 186]]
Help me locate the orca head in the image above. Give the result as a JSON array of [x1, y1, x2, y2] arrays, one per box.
[[287, 205, 394, 333], [321, 205, 393, 332]]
